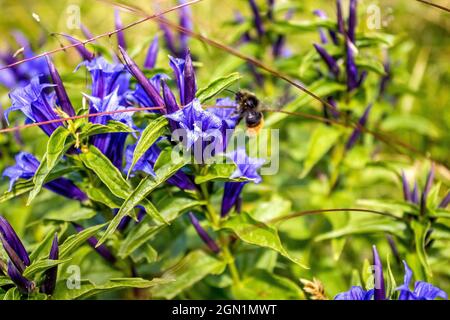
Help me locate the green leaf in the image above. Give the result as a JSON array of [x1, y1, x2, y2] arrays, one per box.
[[150, 250, 226, 299], [196, 72, 241, 103], [44, 207, 96, 222], [355, 56, 387, 75], [380, 115, 441, 139], [300, 125, 342, 178], [232, 269, 304, 299], [127, 117, 168, 177], [46, 126, 71, 170], [0, 277, 13, 287], [411, 220, 432, 278], [52, 277, 170, 300], [79, 145, 131, 199], [194, 162, 251, 184], [59, 223, 106, 259], [385, 254, 397, 299], [29, 227, 63, 261], [84, 184, 123, 209], [23, 258, 71, 278], [27, 127, 73, 205], [222, 212, 308, 268], [98, 152, 190, 246], [118, 198, 204, 258]]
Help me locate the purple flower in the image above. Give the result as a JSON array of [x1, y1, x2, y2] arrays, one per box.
[[124, 142, 196, 191], [144, 36, 159, 70], [61, 34, 94, 61], [313, 44, 340, 77], [3, 152, 88, 202], [248, 0, 265, 38], [118, 46, 165, 109], [348, 0, 357, 43], [221, 147, 264, 217], [169, 50, 197, 106], [166, 99, 222, 154], [209, 97, 239, 149], [345, 104, 372, 150], [72, 223, 116, 263], [346, 40, 359, 92], [46, 56, 75, 117], [372, 245, 386, 300], [0, 216, 34, 294], [397, 261, 447, 300], [6, 77, 61, 136], [420, 164, 434, 215], [336, 0, 345, 34], [114, 10, 127, 50], [313, 10, 329, 44], [334, 286, 374, 300], [188, 212, 220, 254], [41, 233, 59, 295]]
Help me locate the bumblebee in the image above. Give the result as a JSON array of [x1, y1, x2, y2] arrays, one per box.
[[235, 90, 264, 136]]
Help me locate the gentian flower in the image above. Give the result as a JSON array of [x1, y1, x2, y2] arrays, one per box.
[[397, 261, 447, 300], [169, 51, 197, 106], [313, 10, 338, 45], [313, 44, 340, 78], [114, 10, 127, 50], [3, 152, 88, 202], [188, 212, 220, 254], [144, 36, 159, 70], [124, 142, 196, 191], [336, 0, 345, 34], [248, 0, 265, 38], [372, 245, 386, 300], [46, 56, 75, 117], [348, 0, 357, 44], [345, 104, 372, 151], [72, 223, 116, 263], [334, 286, 374, 300], [61, 34, 95, 61], [221, 147, 265, 217], [0, 216, 34, 294], [6, 77, 62, 136], [209, 97, 239, 149], [41, 233, 59, 295]]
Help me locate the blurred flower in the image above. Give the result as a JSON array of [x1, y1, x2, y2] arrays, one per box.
[[114, 10, 127, 50], [61, 34, 95, 61], [3, 152, 88, 202], [397, 261, 447, 300], [188, 212, 220, 254], [348, 0, 357, 44], [144, 36, 159, 70], [248, 0, 265, 38], [221, 147, 264, 217], [313, 10, 337, 45], [41, 233, 59, 295], [372, 245, 386, 300], [313, 44, 340, 77], [345, 104, 372, 150]]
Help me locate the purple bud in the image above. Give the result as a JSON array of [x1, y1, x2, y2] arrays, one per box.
[[420, 164, 435, 215], [73, 223, 116, 263], [411, 181, 419, 204], [346, 40, 359, 92], [221, 182, 246, 217], [345, 104, 372, 150], [118, 46, 165, 111], [45, 56, 75, 116], [144, 36, 159, 69], [313, 10, 329, 44], [114, 10, 127, 50], [41, 233, 59, 295], [372, 245, 386, 300], [80, 24, 94, 40], [327, 96, 340, 118], [7, 261, 34, 294], [61, 34, 94, 61], [348, 0, 358, 43], [188, 212, 220, 254], [439, 192, 450, 208], [249, 0, 265, 38], [336, 0, 345, 34], [0, 216, 30, 272], [401, 171, 411, 202], [313, 44, 340, 77], [162, 80, 180, 130], [179, 0, 192, 55], [183, 50, 197, 105], [159, 18, 179, 57]]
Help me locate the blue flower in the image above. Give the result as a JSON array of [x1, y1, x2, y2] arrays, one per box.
[[169, 50, 196, 106], [221, 147, 264, 217], [166, 99, 222, 152], [334, 286, 374, 300], [345, 104, 372, 151], [6, 77, 61, 136], [397, 261, 447, 300], [114, 9, 127, 50], [124, 142, 196, 191], [61, 34, 94, 61], [313, 44, 340, 78], [144, 36, 159, 70], [3, 152, 88, 202]]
